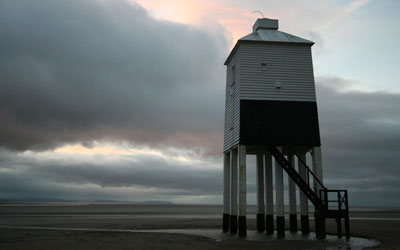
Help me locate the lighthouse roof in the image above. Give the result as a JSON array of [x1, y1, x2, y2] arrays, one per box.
[[224, 18, 314, 65]]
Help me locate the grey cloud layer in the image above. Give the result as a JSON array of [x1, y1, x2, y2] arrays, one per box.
[[0, 0, 227, 153], [0, 0, 399, 205], [0, 150, 222, 202], [316, 79, 400, 206]]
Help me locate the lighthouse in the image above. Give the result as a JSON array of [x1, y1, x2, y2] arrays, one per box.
[[222, 18, 349, 239]]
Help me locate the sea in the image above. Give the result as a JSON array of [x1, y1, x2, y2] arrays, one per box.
[[0, 203, 399, 220]]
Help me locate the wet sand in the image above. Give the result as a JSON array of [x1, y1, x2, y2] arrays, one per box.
[[0, 204, 399, 249]]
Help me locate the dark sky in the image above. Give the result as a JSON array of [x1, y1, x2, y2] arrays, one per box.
[[0, 0, 399, 206]]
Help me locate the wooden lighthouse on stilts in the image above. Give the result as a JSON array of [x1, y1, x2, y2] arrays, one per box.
[[222, 18, 350, 239]]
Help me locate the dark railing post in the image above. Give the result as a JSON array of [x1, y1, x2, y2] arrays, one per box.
[[344, 190, 350, 239], [336, 217, 343, 238]]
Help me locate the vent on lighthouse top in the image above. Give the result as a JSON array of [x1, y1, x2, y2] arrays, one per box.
[[225, 18, 314, 65]]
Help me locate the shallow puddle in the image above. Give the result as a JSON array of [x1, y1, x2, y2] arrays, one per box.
[[137, 229, 380, 250]]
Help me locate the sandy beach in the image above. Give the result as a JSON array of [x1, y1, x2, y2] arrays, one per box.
[[0, 204, 399, 250]]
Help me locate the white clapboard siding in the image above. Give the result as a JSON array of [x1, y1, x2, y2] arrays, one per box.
[[223, 51, 241, 152], [239, 43, 316, 102]]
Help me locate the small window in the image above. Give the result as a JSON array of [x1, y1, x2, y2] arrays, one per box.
[[231, 65, 235, 84], [261, 63, 267, 71], [261, 62, 271, 71]]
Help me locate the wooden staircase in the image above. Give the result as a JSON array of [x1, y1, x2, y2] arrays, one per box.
[[266, 145, 350, 239]]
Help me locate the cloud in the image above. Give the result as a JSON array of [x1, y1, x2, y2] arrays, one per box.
[[344, 0, 371, 14], [0, 0, 399, 206], [0, 148, 223, 203], [0, 0, 228, 154], [316, 77, 400, 206]]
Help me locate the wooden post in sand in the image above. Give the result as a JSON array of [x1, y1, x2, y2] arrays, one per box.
[[288, 153, 298, 232], [238, 145, 247, 237], [275, 147, 285, 237], [264, 151, 274, 235], [256, 153, 265, 232], [229, 149, 238, 234], [312, 147, 326, 238], [222, 152, 230, 232], [298, 151, 310, 235]]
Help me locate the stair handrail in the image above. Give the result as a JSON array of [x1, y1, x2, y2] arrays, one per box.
[[267, 145, 349, 218], [268, 144, 328, 208], [266, 145, 326, 210], [285, 146, 327, 192]]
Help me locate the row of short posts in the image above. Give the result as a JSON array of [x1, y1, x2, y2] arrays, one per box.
[[223, 146, 324, 238]]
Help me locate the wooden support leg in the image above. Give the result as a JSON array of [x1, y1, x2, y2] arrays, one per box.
[[315, 212, 326, 239], [238, 145, 247, 237], [298, 151, 309, 235], [288, 153, 297, 233], [345, 216, 350, 239], [336, 217, 343, 238], [275, 148, 285, 238], [256, 154, 265, 232], [264, 152, 274, 235], [229, 149, 238, 234], [223, 152, 230, 232]]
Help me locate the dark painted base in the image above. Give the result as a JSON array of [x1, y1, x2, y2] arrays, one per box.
[[229, 215, 237, 234], [265, 214, 274, 235], [223, 213, 230, 232], [240, 100, 321, 146], [314, 213, 326, 239], [257, 213, 265, 232], [277, 216, 285, 237], [301, 215, 310, 235], [238, 216, 247, 237], [289, 214, 297, 232]]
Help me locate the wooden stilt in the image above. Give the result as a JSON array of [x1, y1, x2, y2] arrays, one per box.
[[336, 217, 343, 238], [238, 145, 247, 237], [298, 151, 309, 235], [223, 152, 230, 232], [288, 153, 297, 233], [345, 216, 350, 239], [275, 148, 285, 237], [264, 152, 274, 235], [229, 149, 238, 234], [256, 153, 265, 232]]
